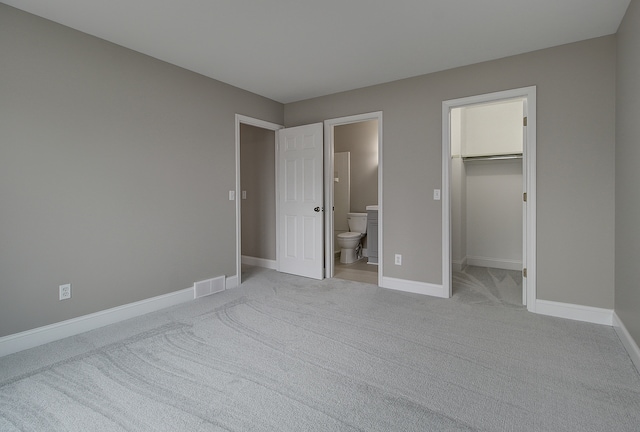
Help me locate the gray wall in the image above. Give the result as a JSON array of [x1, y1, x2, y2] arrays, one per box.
[[285, 36, 616, 309], [616, 0, 640, 349], [240, 124, 276, 260], [465, 160, 522, 268], [2, 2, 627, 339], [334, 120, 379, 213], [451, 102, 523, 270], [0, 4, 283, 337]]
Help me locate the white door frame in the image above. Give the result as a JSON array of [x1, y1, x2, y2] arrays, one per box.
[[234, 114, 283, 287], [324, 112, 383, 286], [442, 87, 537, 310]]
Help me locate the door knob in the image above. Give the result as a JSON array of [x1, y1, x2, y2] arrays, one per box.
[[314, 207, 321, 212]]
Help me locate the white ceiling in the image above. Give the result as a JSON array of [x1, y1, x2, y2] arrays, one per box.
[[2, 0, 631, 103]]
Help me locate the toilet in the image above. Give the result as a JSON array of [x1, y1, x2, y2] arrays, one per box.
[[337, 212, 368, 264]]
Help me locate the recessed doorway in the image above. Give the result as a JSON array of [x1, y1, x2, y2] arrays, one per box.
[[234, 115, 283, 286], [442, 87, 537, 310], [325, 112, 383, 286]]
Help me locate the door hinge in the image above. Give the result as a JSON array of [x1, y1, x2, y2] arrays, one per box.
[[523, 192, 527, 202], [523, 116, 528, 127], [523, 268, 527, 278]]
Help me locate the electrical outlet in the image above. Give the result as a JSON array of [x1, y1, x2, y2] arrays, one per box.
[[433, 189, 441, 200], [59, 283, 71, 300], [395, 254, 402, 265]]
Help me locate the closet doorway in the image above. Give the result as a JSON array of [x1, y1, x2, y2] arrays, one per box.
[[442, 87, 537, 311]]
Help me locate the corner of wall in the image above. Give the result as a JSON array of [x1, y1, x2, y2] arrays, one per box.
[[613, 312, 640, 374]]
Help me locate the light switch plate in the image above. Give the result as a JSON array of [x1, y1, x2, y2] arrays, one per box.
[[229, 191, 235, 200]]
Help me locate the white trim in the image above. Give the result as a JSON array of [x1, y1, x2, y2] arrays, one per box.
[[613, 312, 640, 374], [235, 114, 283, 287], [324, 112, 383, 286], [241, 255, 277, 270], [0, 287, 194, 358], [381, 276, 447, 298], [535, 300, 613, 325], [225, 275, 238, 289], [442, 86, 536, 311], [442, 103, 452, 297], [452, 257, 467, 272], [466, 256, 522, 271], [523, 90, 537, 309]]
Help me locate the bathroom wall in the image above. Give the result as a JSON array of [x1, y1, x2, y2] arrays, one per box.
[[240, 124, 276, 261], [333, 152, 351, 232], [334, 120, 379, 213]]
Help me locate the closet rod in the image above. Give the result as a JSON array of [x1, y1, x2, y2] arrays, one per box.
[[462, 153, 522, 162]]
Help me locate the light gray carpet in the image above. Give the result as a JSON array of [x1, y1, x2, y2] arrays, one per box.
[[453, 265, 524, 308], [1, 265, 639, 431]]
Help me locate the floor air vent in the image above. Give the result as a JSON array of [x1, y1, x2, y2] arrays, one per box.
[[194, 276, 225, 299]]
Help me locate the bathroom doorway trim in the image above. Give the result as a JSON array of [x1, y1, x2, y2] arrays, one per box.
[[442, 87, 537, 310], [324, 112, 383, 286]]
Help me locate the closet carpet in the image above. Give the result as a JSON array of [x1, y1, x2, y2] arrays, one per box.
[[1, 265, 639, 431], [453, 265, 524, 308]]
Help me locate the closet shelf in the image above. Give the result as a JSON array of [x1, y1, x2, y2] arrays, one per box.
[[462, 153, 522, 162]]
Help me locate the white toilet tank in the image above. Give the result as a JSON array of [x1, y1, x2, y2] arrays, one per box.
[[347, 213, 368, 233]]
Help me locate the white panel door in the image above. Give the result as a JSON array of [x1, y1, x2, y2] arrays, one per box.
[[278, 123, 324, 279]]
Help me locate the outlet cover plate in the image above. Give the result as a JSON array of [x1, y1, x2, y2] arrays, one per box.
[[59, 283, 71, 300]]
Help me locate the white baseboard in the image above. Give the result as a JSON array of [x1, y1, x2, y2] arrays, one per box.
[[613, 312, 640, 374], [466, 256, 522, 271], [452, 257, 467, 272], [225, 274, 239, 289], [535, 299, 613, 325], [241, 255, 277, 270], [381, 276, 447, 298], [0, 287, 195, 358]]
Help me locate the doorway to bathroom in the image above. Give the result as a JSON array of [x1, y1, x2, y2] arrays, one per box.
[[325, 112, 382, 286], [235, 113, 382, 286], [442, 87, 536, 310]]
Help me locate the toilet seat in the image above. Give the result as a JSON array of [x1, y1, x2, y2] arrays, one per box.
[[338, 232, 361, 239]]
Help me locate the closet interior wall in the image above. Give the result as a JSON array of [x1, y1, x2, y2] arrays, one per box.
[[451, 100, 524, 272]]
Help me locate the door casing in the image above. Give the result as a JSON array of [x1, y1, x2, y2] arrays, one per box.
[[442, 87, 536, 309]]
